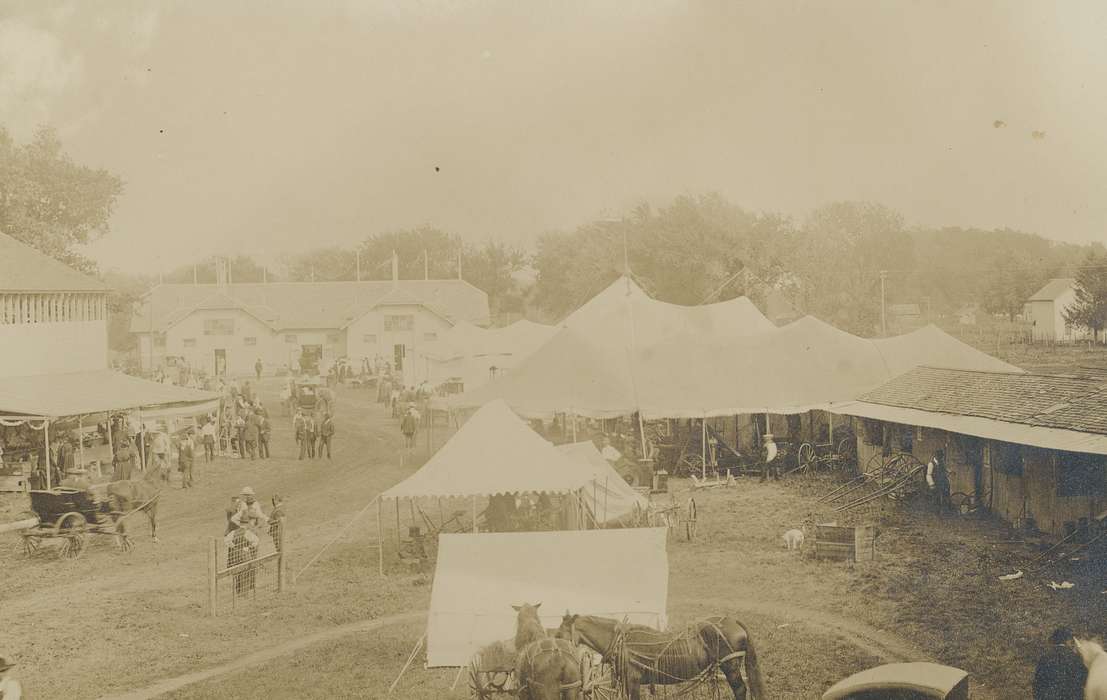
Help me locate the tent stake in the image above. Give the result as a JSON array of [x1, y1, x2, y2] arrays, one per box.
[[450, 664, 466, 691]]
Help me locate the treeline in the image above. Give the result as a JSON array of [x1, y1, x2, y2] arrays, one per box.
[[532, 195, 1104, 335]]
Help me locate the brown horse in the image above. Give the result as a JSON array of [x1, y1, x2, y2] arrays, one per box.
[[513, 603, 582, 700], [557, 613, 765, 700], [105, 466, 162, 547]]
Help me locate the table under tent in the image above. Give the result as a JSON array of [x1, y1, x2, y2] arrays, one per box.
[[388, 527, 670, 698], [374, 400, 656, 574]]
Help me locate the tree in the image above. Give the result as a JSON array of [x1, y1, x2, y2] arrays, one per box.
[[792, 202, 913, 335], [462, 240, 528, 317], [165, 255, 272, 284], [1064, 252, 1107, 341], [0, 126, 124, 272], [981, 251, 1041, 321]]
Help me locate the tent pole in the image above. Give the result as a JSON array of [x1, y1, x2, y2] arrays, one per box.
[[138, 407, 146, 471], [106, 412, 113, 451], [472, 495, 478, 533], [701, 417, 706, 480], [828, 411, 834, 444], [637, 411, 648, 462], [571, 411, 577, 442], [395, 498, 402, 549], [603, 477, 609, 525], [78, 414, 85, 476], [377, 497, 384, 576], [44, 419, 52, 490]]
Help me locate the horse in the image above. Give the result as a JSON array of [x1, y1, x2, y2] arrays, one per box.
[[557, 613, 765, 700], [513, 603, 582, 700], [104, 466, 162, 547], [1075, 637, 1107, 700]]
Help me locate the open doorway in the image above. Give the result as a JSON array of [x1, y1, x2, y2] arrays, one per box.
[[214, 348, 227, 376], [299, 345, 322, 374]]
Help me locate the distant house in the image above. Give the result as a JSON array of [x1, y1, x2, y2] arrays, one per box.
[[889, 303, 921, 321], [1027, 278, 1101, 342], [131, 260, 490, 383], [842, 366, 1107, 537]]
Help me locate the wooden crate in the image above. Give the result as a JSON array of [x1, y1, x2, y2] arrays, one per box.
[[816, 523, 877, 562]]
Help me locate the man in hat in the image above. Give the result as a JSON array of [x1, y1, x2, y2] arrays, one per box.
[[178, 429, 196, 489], [255, 358, 263, 380], [231, 486, 267, 547], [926, 448, 950, 514], [318, 413, 335, 460], [400, 404, 419, 448], [1033, 626, 1087, 700], [0, 656, 22, 699], [112, 438, 136, 482], [257, 408, 271, 459]]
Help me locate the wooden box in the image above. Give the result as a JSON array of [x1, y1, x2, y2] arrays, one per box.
[[816, 523, 876, 562]]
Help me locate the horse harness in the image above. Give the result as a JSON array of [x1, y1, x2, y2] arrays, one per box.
[[570, 617, 746, 698], [517, 637, 586, 695]]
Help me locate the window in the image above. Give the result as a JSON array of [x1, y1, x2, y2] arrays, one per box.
[[423, 332, 437, 342], [1057, 452, 1107, 497], [992, 441, 1023, 476], [285, 334, 297, 344], [363, 334, 377, 344], [182, 338, 196, 348], [384, 314, 414, 331], [861, 419, 884, 447], [244, 337, 257, 346], [202, 318, 235, 336]]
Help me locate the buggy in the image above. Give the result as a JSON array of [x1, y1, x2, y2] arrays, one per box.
[[821, 662, 969, 699], [18, 486, 156, 559]]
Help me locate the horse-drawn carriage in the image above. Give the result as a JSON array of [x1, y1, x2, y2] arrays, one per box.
[[821, 662, 969, 699], [467, 637, 618, 699], [16, 485, 158, 559]]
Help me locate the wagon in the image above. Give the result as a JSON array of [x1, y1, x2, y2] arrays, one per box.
[[793, 428, 857, 476], [18, 487, 151, 559], [821, 662, 969, 700], [467, 642, 619, 699]]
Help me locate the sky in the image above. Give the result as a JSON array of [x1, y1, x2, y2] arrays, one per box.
[[1, 0, 1106, 273]]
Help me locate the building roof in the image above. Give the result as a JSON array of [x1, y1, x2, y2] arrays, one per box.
[[889, 303, 921, 316], [857, 366, 1107, 435], [131, 279, 490, 333], [0, 232, 108, 293], [1029, 278, 1076, 302]]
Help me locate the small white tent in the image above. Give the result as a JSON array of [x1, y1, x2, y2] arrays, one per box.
[[556, 441, 650, 525]]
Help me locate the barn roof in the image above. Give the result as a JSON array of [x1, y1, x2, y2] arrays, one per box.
[[1029, 278, 1076, 302], [131, 279, 490, 333]]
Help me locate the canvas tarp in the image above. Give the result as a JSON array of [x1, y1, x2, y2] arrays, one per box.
[[381, 399, 597, 499], [0, 370, 220, 418], [556, 441, 650, 524], [633, 316, 1023, 418], [453, 315, 1021, 419], [427, 527, 669, 667]]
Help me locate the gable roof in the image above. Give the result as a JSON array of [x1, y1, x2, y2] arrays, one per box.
[[0, 232, 108, 293], [131, 279, 489, 333], [1029, 278, 1076, 302], [857, 366, 1107, 435]]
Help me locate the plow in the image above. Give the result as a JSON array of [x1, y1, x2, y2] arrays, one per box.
[[819, 452, 926, 512]]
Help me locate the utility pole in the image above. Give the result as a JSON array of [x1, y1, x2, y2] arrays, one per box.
[[880, 270, 888, 336]]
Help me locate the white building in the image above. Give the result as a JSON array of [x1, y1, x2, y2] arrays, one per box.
[[131, 265, 490, 384], [0, 233, 109, 378], [1027, 278, 1102, 343]]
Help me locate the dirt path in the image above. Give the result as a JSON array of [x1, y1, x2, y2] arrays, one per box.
[[99, 611, 424, 700]]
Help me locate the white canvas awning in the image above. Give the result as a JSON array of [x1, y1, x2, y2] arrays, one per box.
[[556, 441, 650, 524], [381, 399, 596, 499], [0, 370, 220, 419], [427, 528, 669, 667]]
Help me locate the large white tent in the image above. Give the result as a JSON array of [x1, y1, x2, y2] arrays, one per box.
[[414, 319, 558, 391], [426, 527, 669, 667]]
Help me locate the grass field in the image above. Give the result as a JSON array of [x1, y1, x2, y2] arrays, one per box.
[[4, 378, 1105, 699]]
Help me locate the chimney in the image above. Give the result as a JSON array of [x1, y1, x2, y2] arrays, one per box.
[[392, 250, 399, 288]]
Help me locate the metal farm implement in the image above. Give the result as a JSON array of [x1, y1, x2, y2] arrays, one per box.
[[819, 452, 926, 512], [17, 487, 157, 559]]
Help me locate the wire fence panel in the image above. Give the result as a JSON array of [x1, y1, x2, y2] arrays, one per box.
[[208, 521, 285, 616]]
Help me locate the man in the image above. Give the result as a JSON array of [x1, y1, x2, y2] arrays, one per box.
[[243, 409, 260, 461], [112, 438, 136, 482], [294, 409, 307, 459], [0, 656, 23, 700], [318, 413, 335, 460], [1032, 627, 1087, 700], [926, 448, 950, 514], [257, 409, 271, 459], [233, 413, 247, 459], [400, 405, 419, 449], [151, 429, 171, 482], [242, 380, 255, 405], [254, 358, 263, 380], [231, 486, 267, 545], [268, 494, 286, 551], [178, 430, 196, 489], [201, 418, 217, 462], [303, 413, 317, 458]]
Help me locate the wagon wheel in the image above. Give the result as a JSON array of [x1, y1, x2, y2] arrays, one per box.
[[795, 443, 816, 475], [56, 512, 87, 560], [21, 533, 41, 556], [675, 453, 703, 478], [950, 492, 974, 515], [835, 437, 856, 468], [116, 532, 135, 553], [583, 659, 618, 699]]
